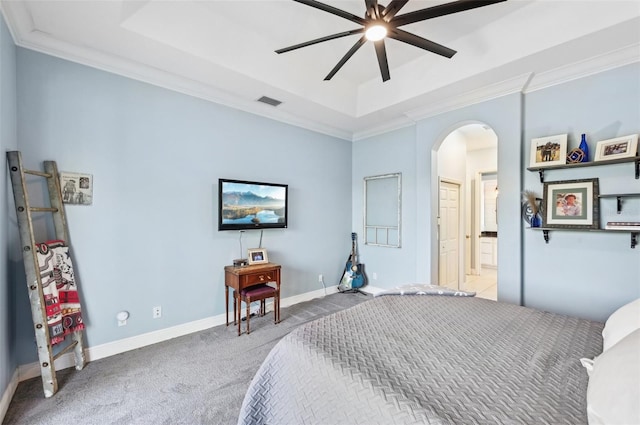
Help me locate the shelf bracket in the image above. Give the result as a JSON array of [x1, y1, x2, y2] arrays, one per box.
[[635, 159, 639, 179], [632, 232, 638, 249], [616, 196, 623, 214], [538, 169, 545, 183], [543, 230, 550, 244]]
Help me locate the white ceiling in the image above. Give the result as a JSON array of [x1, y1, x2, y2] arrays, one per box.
[[2, 1, 639, 141]]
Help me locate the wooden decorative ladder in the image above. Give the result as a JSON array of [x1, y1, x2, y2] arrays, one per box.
[[6, 151, 86, 398]]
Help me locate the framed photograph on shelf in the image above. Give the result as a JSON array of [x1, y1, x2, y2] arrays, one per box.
[[594, 134, 638, 161], [529, 134, 568, 168], [542, 178, 599, 229], [247, 248, 268, 265]]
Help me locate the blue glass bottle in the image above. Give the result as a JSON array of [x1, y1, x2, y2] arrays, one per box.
[[530, 214, 541, 228], [579, 133, 589, 162]]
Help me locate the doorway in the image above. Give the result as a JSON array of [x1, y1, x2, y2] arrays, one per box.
[[436, 123, 498, 300]]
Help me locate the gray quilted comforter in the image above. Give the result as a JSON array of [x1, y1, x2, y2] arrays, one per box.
[[238, 296, 603, 425]]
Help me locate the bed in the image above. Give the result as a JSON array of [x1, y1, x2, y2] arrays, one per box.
[[238, 291, 639, 425]]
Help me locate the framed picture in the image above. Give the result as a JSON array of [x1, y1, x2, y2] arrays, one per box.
[[542, 178, 599, 229], [247, 248, 268, 265], [594, 134, 638, 161], [59, 172, 93, 205], [529, 134, 568, 168]]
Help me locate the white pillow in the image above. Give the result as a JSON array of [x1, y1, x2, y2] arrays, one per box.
[[586, 329, 640, 425], [602, 298, 640, 352]]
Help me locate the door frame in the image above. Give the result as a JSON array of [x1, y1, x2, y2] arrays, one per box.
[[473, 169, 497, 275]]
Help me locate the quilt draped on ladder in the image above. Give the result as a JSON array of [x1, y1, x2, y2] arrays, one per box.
[[36, 240, 85, 345]]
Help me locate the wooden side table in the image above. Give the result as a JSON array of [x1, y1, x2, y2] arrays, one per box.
[[224, 263, 281, 336]]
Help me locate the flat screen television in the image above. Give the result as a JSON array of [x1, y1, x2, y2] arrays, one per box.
[[218, 179, 288, 231]]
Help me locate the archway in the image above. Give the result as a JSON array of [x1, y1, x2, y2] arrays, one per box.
[[434, 122, 498, 299]]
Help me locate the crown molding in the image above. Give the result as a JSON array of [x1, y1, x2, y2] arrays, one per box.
[[15, 30, 353, 141], [1, 0, 353, 141], [382, 43, 640, 133], [352, 117, 416, 142], [403, 73, 533, 123], [524, 43, 640, 93]]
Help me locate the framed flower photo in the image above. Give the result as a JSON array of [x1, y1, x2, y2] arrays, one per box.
[[247, 248, 268, 265], [542, 178, 599, 229], [529, 134, 568, 168], [594, 134, 638, 162]]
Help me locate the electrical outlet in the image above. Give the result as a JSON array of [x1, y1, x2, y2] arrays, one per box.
[[117, 311, 129, 326], [318, 274, 323, 282], [373, 272, 378, 280], [152, 306, 162, 319]]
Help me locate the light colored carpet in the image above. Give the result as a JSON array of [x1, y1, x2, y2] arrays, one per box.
[[4, 292, 371, 425]]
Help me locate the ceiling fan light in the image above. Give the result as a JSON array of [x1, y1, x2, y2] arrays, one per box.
[[365, 24, 387, 41]]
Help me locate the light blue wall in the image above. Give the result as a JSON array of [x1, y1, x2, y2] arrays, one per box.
[[1, 10, 17, 408], [352, 126, 417, 286], [354, 64, 640, 322], [523, 63, 640, 321], [13, 48, 352, 363]]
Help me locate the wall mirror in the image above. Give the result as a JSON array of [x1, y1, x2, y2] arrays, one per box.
[[364, 173, 401, 247]]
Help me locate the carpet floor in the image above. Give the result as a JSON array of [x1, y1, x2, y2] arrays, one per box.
[[4, 291, 371, 425]]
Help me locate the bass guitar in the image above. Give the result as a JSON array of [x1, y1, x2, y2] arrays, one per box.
[[338, 232, 366, 292]]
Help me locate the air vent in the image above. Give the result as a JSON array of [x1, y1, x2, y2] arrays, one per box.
[[257, 96, 282, 107]]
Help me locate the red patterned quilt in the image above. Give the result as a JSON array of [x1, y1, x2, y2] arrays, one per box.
[[36, 240, 85, 345]]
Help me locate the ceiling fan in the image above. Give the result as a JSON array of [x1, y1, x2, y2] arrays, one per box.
[[276, 0, 506, 82]]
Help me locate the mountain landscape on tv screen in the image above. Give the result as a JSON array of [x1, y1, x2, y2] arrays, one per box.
[[222, 191, 285, 223]]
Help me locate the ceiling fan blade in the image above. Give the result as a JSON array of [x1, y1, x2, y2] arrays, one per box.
[[381, 0, 409, 22], [391, 0, 506, 27], [388, 28, 456, 58], [325, 36, 367, 81], [276, 29, 365, 54], [374, 40, 390, 82], [364, 0, 380, 20], [293, 0, 367, 26]]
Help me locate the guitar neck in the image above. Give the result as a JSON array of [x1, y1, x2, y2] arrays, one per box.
[[351, 241, 356, 263]]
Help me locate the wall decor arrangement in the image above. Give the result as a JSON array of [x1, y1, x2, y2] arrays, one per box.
[[542, 178, 599, 229], [60, 172, 93, 205], [526, 131, 638, 247], [529, 134, 568, 168], [594, 134, 638, 162]]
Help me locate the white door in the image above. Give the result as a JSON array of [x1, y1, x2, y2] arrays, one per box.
[[439, 180, 460, 290]]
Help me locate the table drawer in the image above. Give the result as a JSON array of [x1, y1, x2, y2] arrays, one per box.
[[245, 272, 276, 285]]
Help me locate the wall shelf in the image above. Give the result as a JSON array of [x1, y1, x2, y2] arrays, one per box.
[[529, 227, 639, 248], [527, 156, 640, 183], [598, 193, 640, 214]]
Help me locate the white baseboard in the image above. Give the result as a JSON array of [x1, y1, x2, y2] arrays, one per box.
[[16, 284, 362, 383], [361, 285, 384, 295], [0, 369, 19, 423]]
